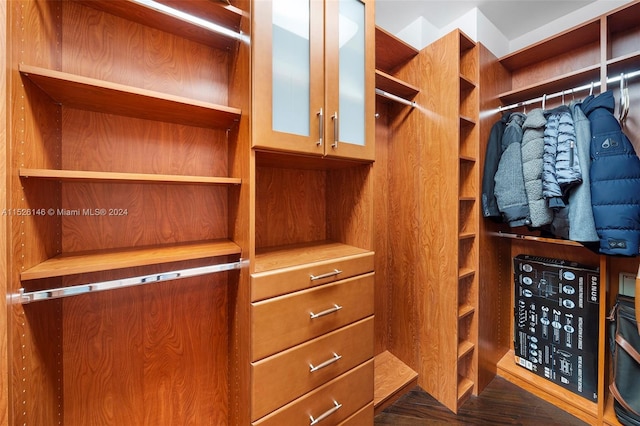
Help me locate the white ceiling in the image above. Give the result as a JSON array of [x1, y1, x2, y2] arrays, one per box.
[[375, 0, 597, 41]]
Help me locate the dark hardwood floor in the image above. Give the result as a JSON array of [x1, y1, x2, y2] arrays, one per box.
[[374, 377, 589, 425]]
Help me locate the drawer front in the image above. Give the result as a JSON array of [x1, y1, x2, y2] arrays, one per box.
[[252, 360, 374, 426], [252, 317, 374, 420], [252, 273, 374, 361], [251, 252, 374, 301], [338, 402, 374, 425]]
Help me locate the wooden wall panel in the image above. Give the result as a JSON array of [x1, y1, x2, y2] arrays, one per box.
[[415, 31, 461, 410], [477, 43, 513, 393], [62, 273, 229, 426], [61, 110, 229, 176], [9, 1, 63, 424], [0, 0, 7, 422], [61, 1, 230, 105], [374, 99, 391, 355], [254, 167, 327, 248], [326, 164, 373, 250]]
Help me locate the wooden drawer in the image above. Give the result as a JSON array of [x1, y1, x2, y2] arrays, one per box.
[[252, 317, 374, 420], [251, 251, 374, 301], [251, 273, 374, 361], [339, 402, 374, 425], [252, 360, 374, 426]]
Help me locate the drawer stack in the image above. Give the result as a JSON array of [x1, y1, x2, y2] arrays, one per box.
[[251, 243, 375, 425]]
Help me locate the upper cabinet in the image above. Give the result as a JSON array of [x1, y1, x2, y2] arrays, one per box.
[[252, 0, 375, 162]]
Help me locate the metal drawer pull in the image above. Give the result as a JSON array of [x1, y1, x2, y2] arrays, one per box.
[[309, 401, 342, 425], [309, 353, 342, 373], [309, 304, 342, 319], [309, 269, 342, 281]]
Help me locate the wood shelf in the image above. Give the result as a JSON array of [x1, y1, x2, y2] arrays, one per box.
[[254, 240, 371, 274], [21, 239, 241, 281], [458, 340, 475, 359], [499, 20, 600, 71], [457, 376, 474, 401], [460, 115, 476, 127], [75, 0, 243, 51], [607, 51, 640, 76], [20, 64, 241, 129], [374, 351, 418, 414], [458, 268, 475, 280], [459, 232, 476, 240], [498, 64, 601, 105], [460, 75, 476, 91], [497, 350, 599, 423], [489, 231, 586, 247], [458, 304, 475, 319], [375, 70, 419, 102], [375, 26, 418, 73], [20, 168, 241, 185], [459, 155, 476, 162]]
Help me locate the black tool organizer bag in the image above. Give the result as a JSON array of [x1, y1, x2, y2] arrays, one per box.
[[610, 295, 640, 425]]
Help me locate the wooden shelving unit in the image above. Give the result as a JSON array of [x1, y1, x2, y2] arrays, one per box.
[[19, 168, 241, 185], [21, 239, 241, 280], [479, 3, 640, 423], [20, 65, 241, 129], [4, 0, 251, 424]]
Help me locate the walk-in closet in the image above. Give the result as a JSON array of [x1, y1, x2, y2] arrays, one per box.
[[1, 0, 639, 425]]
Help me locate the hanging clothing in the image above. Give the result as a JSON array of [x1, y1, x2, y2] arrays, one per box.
[[567, 100, 598, 243], [494, 113, 530, 227], [580, 90, 640, 256], [542, 105, 582, 209], [482, 112, 511, 220], [520, 108, 553, 228]]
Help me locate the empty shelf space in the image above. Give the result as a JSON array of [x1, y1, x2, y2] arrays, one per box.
[[459, 232, 476, 240], [20, 65, 241, 129], [374, 350, 418, 414], [375, 26, 418, 73], [460, 115, 476, 127], [21, 239, 241, 281], [458, 268, 475, 280], [457, 376, 474, 402], [459, 74, 476, 91], [376, 70, 420, 101], [19, 168, 241, 185], [458, 304, 475, 319], [498, 64, 601, 106], [75, 0, 243, 51], [458, 340, 475, 359]]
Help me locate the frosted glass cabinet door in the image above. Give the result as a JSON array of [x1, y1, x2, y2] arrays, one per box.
[[252, 0, 325, 156], [325, 0, 374, 161], [252, 0, 373, 161]]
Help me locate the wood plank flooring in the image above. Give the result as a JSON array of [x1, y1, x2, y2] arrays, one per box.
[[374, 377, 588, 425]]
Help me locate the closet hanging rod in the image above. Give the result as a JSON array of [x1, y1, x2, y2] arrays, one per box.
[[13, 259, 244, 305], [499, 69, 640, 112], [375, 88, 417, 108]]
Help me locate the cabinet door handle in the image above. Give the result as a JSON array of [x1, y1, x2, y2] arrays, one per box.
[[317, 108, 324, 146], [331, 111, 338, 148], [309, 401, 342, 425], [309, 269, 342, 281], [309, 352, 342, 372], [309, 304, 342, 319]]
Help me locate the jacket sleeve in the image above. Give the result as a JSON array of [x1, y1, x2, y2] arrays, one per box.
[[542, 112, 564, 208], [482, 116, 508, 219]]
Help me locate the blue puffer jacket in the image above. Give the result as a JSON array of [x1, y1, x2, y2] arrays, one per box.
[[580, 90, 640, 256]]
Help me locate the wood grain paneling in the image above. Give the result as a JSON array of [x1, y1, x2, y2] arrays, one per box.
[[255, 167, 327, 248], [62, 274, 229, 426], [8, 0, 247, 424], [0, 0, 7, 421], [62, 1, 231, 105]]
